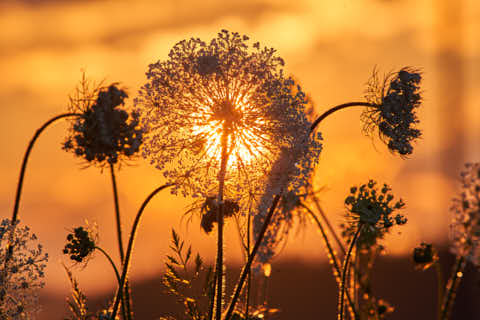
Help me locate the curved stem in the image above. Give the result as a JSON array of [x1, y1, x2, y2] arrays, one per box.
[[301, 203, 358, 319], [95, 246, 122, 285], [440, 256, 466, 320], [11, 112, 81, 224], [310, 102, 375, 132], [110, 184, 172, 319], [109, 163, 132, 320], [224, 194, 281, 320], [311, 194, 346, 254], [339, 224, 363, 320]]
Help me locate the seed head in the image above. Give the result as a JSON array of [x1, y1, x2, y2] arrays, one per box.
[[63, 75, 143, 168], [63, 225, 98, 264], [363, 67, 422, 156]]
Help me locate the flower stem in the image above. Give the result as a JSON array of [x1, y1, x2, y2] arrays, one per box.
[[95, 246, 122, 285], [224, 194, 281, 320], [339, 224, 363, 320], [110, 184, 172, 319], [244, 212, 252, 320], [11, 112, 80, 224], [301, 203, 358, 319], [440, 256, 466, 320], [109, 163, 132, 320], [310, 102, 375, 132], [3, 112, 80, 298], [311, 194, 346, 254], [214, 127, 230, 320], [435, 261, 444, 320]]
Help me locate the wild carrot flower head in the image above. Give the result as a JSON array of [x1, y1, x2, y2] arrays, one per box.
[[363, 67, 422, 156], [342, 180, 407, 249], [0, 219, 48, 319], [136, 30, 322, 198], [63, 76, 143, 168], [63, 225, 98, 264], [450, 162, 480, 266]]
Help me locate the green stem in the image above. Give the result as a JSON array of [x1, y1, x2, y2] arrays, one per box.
[[339, 224, 363, 320], [109, 163, 132, 320], [224, 194, 281, 320], [301, 203, 358, 319], [435, 261, 444, 320], [440, 256, 466, 320], [310, 102, 375, 132], [110, 184, 172, 319]]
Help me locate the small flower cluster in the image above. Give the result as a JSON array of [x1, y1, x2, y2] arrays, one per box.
[[342, 180, 407, 249], [413, 242, 438, 271], [450, 162, 480, 266], [199, 196, 240, 234], [63, 226, 97, 263], [0, 219, 48, 319], [363, 67, 422, 155], [64, 81, 143, 167]]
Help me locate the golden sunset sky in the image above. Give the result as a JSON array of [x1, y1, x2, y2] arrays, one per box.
[[1, 0, 479, 308]]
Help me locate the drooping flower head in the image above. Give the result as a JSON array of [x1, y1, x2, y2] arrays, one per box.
[[450, 162, 480, 266], [63, 75, 144, 168], [63, 224, 98, 264], [136, 30, 322, 199], [363, 67, 422, 156], [0, 219, 48, 319], [341, 180, 407, 249]]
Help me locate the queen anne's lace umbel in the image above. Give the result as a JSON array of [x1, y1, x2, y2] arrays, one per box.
[[136, 30, 322, 199]]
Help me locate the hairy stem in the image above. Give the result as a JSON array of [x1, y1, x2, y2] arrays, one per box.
[[110, 184, 172, 319], [224, 194, 281, 320], [245, 212, 251, 320], [301, 203, 358, 319], [440, 256, 466, 320], [339, 224, 363, 320], [214, 127, 230, 320], [109, 163, 131, 320], [310, 102, 375, 132]]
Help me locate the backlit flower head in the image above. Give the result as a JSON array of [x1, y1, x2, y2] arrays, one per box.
[[63, 224, 98, 265], [136, 30, 322, 199], [63, 75, 143, 168], [342, 180, 407, 249], [363, 67, 422, 156], [450, 162, 480, 266], [0, 219, 48, 319]]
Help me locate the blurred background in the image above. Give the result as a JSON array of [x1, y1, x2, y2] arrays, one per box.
[[0, 0, 479, 318]]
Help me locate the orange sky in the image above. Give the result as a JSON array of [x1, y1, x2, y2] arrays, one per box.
[[1, 0, 479, 302]]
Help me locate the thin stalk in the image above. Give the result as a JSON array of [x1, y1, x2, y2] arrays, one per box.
[[3, 113, 81, 297], [207, 278, 217, 320], [110, 184, 172, 319], [109, 163, 132, 320], [440, 256, 466, 320], [224, 194, 281, 320], [301, 203, 358, 319], [214, 126, 230, 320], [310, 102, 375, 132], [244, 213, 251, 320], [435, 261, 444, 320], [11, 112, 81, 224], [339, 224, 363, 320], [311, 195, 346, 255], [95, 246, 122, 285]]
